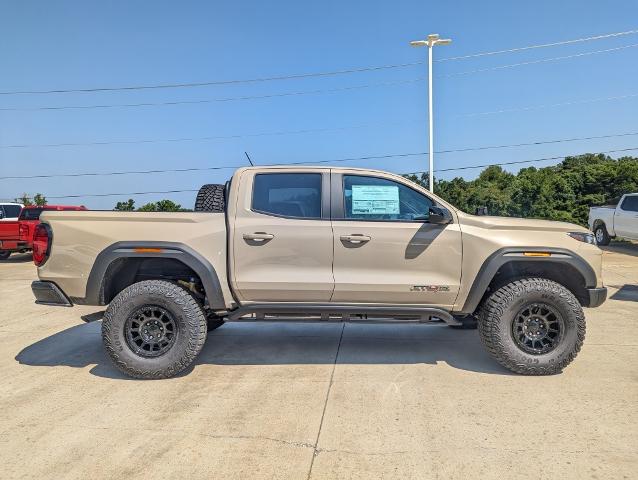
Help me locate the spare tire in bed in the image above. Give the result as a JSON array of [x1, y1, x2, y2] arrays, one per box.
[[194, 184, 226, 212]]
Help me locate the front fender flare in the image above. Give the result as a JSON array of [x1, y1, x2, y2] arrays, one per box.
[[459, 246, 596, 314]]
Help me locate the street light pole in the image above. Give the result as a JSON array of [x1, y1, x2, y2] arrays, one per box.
[[410, 34, 452, 193]]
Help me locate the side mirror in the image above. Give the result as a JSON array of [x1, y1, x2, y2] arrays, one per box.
[[475, 206, 488, 216], [428, 206, 452, 225]]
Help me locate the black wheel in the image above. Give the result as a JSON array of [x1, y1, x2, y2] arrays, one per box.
[[102, 280, 207, 379], [594, 224, 610, 246], [194, 184, 226, 212], [207, 317, 225, 332], [0, 251, 10, 260], [449, 315, 478, 329], [478, 278, 585, 375]]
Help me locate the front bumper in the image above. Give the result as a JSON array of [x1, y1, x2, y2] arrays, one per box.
[[31, 281, 73, 307], [585, 287, 607, 308]]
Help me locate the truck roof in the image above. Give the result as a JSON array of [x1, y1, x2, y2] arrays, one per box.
[[234, 165, 408, 176], [22, 205, 87, 211]]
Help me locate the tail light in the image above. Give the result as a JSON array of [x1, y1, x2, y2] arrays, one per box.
[[33, 224, 52, 266]]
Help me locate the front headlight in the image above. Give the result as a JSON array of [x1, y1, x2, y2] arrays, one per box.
[[568, 232, 597, 245]]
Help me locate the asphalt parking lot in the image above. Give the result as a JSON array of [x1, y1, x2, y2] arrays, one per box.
[[1, 245, 637, 480]]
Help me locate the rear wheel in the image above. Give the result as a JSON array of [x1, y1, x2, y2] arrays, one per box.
[[102, 280, 207, 379], [594, 224, 610, 246], [478, 278, 585, 375], [194, 184, 226, 212], [0, 251, 10, 260]]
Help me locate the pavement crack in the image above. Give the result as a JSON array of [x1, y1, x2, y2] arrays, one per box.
[[14, 422, 315, 449], [306, 322, 345, 480]]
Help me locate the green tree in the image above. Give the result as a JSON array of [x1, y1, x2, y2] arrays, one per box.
[[33, 193, 47, 206], [406, 154, 638, 226], [16, 193, 33, 206], [114, 199, 136, 211], [15, 193, 47, 206], [154, 199, 182, 212]]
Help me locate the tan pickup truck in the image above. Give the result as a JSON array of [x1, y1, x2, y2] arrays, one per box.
[[31, 166, 606, 379]]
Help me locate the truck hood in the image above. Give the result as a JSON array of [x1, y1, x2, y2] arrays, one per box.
[[457, 213, 588, 233]]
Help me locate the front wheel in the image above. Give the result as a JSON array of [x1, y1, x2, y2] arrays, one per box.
[[594, 224, 611, 246], [478, 278, 585, 375], [102, 280, 208, 379], [0, 251, 10, 260]]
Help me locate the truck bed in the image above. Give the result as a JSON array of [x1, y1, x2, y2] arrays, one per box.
[[38, 210, 232, 305]]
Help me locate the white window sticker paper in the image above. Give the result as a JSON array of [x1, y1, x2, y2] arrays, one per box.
[[352, 185, 400, 214]]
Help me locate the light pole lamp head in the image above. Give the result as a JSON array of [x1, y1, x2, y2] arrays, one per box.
[[411, 34, 452, 48]]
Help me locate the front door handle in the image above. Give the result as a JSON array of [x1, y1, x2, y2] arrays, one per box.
[[340, 234, 371, 244], [243, 232, 275, 242]]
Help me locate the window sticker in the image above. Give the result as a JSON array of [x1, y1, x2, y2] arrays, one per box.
[[351, 185, 400, 214]]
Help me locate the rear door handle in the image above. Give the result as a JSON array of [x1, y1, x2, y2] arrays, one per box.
[[340, 234, 371, 244], [243, 232, 275, 241]]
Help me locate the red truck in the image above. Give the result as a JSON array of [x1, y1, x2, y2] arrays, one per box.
[[0, 205, 86, 260]]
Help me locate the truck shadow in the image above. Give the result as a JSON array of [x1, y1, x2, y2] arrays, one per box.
[[609, 284, 638, 302], [0, 252, 33, 263], [15, 320, 513, 379], [600, 242, 638, 258]]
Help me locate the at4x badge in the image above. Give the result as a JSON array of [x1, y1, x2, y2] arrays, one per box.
[[410, 285, 450, 292]]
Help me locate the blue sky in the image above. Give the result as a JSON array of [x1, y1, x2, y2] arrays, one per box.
[[1, 1, 637, 209]]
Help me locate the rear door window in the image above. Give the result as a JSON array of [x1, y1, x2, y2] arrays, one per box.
[[252, 173, 322, 219]]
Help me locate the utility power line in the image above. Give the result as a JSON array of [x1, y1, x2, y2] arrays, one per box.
[[436, 29, 638, 61], [441, 43, 638, 78], [3, 132, 638, 180], [5, 43, 638, 112], [457, 92, 638, 117], [3, 122, 636, 151], [0, 29, 636, 96], [0, 78, 425, 112], [4, 41, 636, 113], [403, 147, 638, 176], [20, 147, 638, 200], [0, 121, 401, 149]]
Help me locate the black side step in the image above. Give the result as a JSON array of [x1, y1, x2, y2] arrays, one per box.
[[225, 303, 461, 326]]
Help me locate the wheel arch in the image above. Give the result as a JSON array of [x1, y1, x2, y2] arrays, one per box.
[[459, 247, 597, 314], [76, 241, 226, 309], [591, 219, 606, 231]]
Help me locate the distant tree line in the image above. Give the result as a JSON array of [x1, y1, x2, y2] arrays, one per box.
[[113, 198, 190, 212], [15, 193, 47, 206], [405, 153, 638, 226]]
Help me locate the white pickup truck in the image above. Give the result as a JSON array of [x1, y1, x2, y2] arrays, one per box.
[[589, 193, 638, 245]]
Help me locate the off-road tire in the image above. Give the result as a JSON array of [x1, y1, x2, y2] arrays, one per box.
[[594, 224, 611, 246], [478, 278, 585, 375], [194, 184, 226, 213], [102, 280, 207, 379], [207, 318, 225, 332], [0, 251, 10, 260]]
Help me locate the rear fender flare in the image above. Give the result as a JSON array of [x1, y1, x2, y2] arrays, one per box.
[[80, 241, 225, 309]]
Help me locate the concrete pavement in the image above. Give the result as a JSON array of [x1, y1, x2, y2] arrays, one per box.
[[0, 245, 637, 479]]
